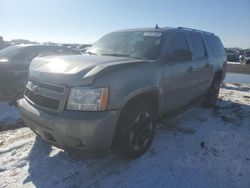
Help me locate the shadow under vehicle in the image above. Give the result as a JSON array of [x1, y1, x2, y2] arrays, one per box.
[[225, 48, 239, 62]]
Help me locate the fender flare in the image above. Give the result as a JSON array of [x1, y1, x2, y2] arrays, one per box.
[[121, 86, 161, 111]]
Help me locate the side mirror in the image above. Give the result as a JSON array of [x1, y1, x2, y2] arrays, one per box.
[[166, 49, 193, 62]]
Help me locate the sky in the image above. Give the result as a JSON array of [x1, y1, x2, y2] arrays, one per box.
[[0, 0, 250, 48]]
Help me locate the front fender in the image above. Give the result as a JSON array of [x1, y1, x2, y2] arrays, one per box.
[[121, 86, 160, 109], [91, 61, 160, 110]]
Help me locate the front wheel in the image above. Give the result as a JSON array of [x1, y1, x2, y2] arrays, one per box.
[[115, 101, 156, 158]]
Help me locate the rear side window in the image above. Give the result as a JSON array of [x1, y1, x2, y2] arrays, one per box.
[[166, 32, 188, 55], [205, 35, 225, 57], [188, 33, 206, 59]]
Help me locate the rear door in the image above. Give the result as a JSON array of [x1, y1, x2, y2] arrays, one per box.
[[160, 31, 197, 112], [187, 33, 213, 98]]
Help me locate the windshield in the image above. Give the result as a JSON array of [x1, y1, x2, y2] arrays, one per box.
[[0, 45, 24, 58], [86, 31, 163, 60]]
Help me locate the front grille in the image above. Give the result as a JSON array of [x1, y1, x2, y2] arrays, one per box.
[[31, 80, 65, 93], [25, 89, 60, 110]]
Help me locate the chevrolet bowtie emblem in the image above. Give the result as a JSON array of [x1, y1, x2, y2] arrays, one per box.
[[32, 85, 40, 95]]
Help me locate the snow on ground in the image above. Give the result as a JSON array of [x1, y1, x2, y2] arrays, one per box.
[[227, 61, 241, 65], [0, 83, 250, 188]]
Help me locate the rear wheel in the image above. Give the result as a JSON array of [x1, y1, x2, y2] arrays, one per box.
[[115, 101, 156, 158], [204, 76, 221, 108]]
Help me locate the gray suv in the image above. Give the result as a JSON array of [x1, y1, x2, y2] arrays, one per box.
[[18, 27, 227, 158]]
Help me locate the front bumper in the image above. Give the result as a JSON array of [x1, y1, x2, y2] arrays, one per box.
[[18, 98, 121, 151]]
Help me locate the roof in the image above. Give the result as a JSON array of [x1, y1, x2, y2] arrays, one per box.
[[112, 27, 174, 33], [112, 26, 215, 36]]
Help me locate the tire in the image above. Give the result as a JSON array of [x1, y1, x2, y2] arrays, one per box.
[[115, 101, 156, 158], [204, 76, 221, 108]]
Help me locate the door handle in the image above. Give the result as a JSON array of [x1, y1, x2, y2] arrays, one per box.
[[187, 67, 194, 73]]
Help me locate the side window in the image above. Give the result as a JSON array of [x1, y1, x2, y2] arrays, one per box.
[[165, 32, 192, 62], [205, 35, 225, 57], [189, 33, 206, 59], [166, 32, 188, 55]]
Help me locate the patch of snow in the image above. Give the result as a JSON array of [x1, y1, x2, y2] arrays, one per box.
[[227, 61, 241, 64]]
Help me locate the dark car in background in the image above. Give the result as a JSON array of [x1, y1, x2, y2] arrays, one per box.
[[225, 49, 238, 62], [0, 44, 80, 99], [240, 51, 250, 64]]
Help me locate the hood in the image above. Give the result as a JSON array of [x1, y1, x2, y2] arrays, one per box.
[[29, 55, 144, 86], [30, 55, 134, 74]]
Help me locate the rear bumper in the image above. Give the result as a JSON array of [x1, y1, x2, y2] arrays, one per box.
[[18, 98, 121, 151]]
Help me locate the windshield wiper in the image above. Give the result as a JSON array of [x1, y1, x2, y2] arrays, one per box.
[[100, 53, 130, 58]]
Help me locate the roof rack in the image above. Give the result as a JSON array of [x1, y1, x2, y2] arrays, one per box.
[[177, 27, 214, 35]]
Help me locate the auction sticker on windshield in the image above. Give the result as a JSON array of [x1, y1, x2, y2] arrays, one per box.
[[143, 32, 162, 37]]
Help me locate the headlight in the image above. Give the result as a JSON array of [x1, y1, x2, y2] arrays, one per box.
[[67, 87, 109, 111]]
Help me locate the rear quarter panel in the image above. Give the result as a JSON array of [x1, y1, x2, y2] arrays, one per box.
[[202, 34, 227, 83]]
